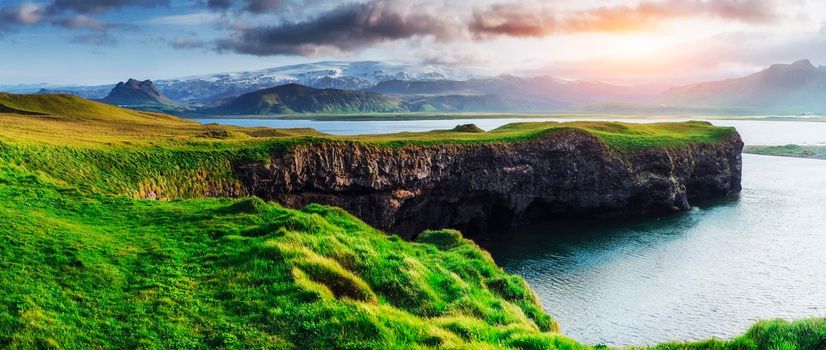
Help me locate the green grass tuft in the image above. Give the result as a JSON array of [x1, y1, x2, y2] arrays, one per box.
[[645, 319, 826, 350], [416, 229, 465, 250]]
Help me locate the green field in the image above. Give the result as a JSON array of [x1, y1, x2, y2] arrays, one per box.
[[0, 94, 821, 349], [745, 145, 826, 160]]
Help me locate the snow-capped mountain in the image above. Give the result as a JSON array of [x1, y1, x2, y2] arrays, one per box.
[[154, 61, 474, 103]]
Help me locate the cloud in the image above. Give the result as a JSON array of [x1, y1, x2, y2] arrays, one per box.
[[146, 12, 221, 26], [205, 0, 232, 10], [46, 0, 169, 14], [54, 14, 109, 30], [0, 3, 45, 31], [216, 0, 458, 56], [246, 0, 282, 13], [469, 0, 784, 38], [204, 0, 322, 14], [0, 0, 167, 43], [520, 25, 826, 86]]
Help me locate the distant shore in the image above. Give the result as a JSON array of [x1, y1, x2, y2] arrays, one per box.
[[186, 112, 826, 122], [745, 145, 826, 160]]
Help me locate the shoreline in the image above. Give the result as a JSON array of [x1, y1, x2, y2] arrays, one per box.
[[184, 112, 826, 123], [745, 145, 826, 160]]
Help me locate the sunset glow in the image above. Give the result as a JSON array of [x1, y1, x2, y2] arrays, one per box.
[[1, 0, 825, 85]]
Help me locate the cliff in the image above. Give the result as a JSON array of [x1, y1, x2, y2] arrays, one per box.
[[237, 128, 743, 237], [0, 95, 742, 237]]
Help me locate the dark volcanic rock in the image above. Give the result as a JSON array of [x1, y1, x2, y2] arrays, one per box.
[[236, 130, 743, 238], [103, 79, 175, 106]]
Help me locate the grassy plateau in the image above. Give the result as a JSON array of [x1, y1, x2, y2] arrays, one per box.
[[0, 93, 822, 349], [745, 145, 826, 160]]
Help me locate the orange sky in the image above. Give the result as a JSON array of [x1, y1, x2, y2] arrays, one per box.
[[2, 0, 825, 85]]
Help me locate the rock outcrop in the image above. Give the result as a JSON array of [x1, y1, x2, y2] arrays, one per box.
[[236, 129, 743, 238], [102, 79, 176, 106]]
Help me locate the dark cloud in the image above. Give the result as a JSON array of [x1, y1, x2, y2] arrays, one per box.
[[206, 0, 233, 10], [204, 0, 324, 15], [469, 0, 784, 38], [246, 0, 282, 13], [47, 0, 170, 14], [0, 4, 45, 31], [216, 1, 457, 55], [0, 0, 164, 43]]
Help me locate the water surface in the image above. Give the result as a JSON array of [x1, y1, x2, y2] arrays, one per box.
[[474, 155, 826, 346]]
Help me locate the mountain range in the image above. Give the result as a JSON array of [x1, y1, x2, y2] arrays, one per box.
[[4, 59, 825, 115], [660, 59, 826, 114], [155, 61, 472, 103]]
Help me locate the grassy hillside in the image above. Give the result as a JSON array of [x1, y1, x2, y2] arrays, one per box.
[[0, 95, 817, 349], [745, 145, 826, 160], [0, 161, 571, 348], [204, 84, 408, 115], [0, 93, 183, 124]]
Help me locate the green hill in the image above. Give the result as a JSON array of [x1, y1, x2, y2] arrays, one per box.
[[0, 92, 185, 124], [203, 83, 408, 115], [0, 94, 821, 349]]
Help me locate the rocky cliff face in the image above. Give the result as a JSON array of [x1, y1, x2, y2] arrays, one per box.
[[236, 130, 743, 238], [102, 79, 175, 106]]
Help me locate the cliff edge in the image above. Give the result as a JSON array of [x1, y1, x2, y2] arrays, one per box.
[[237, 127, 743, 237]]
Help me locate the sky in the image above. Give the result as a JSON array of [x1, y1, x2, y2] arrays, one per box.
[[1, 0, 825, 86]]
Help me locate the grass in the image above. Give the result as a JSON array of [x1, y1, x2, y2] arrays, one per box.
[[2, 92, 734, 150], [0, 93, 735, 200], [0, 94, 818, 349], [1, 147, 821, 349], [0, 162, 572, 349], [645, 319, 826, 350], [745, 145, 826, 160]]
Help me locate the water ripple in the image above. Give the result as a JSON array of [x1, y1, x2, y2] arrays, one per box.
[[478, 155, 826, 346]]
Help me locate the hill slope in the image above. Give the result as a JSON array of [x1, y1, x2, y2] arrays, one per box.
[[369, 76, 665, 108], [660, 60, 826, 113], [204, 83, 407, 115], [0, 95, 821, 349], [0, 166, 565, 348], [0, 92, 184, 124], [36, 86, 112, 99]]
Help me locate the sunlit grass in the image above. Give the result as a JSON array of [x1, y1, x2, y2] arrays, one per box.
[[0, 94, 815, 349], [644, 319, 826, 350], [0, 163, 572, 348]]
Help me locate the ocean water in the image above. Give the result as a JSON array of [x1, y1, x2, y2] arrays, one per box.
[[476, 155, 826, 346]]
